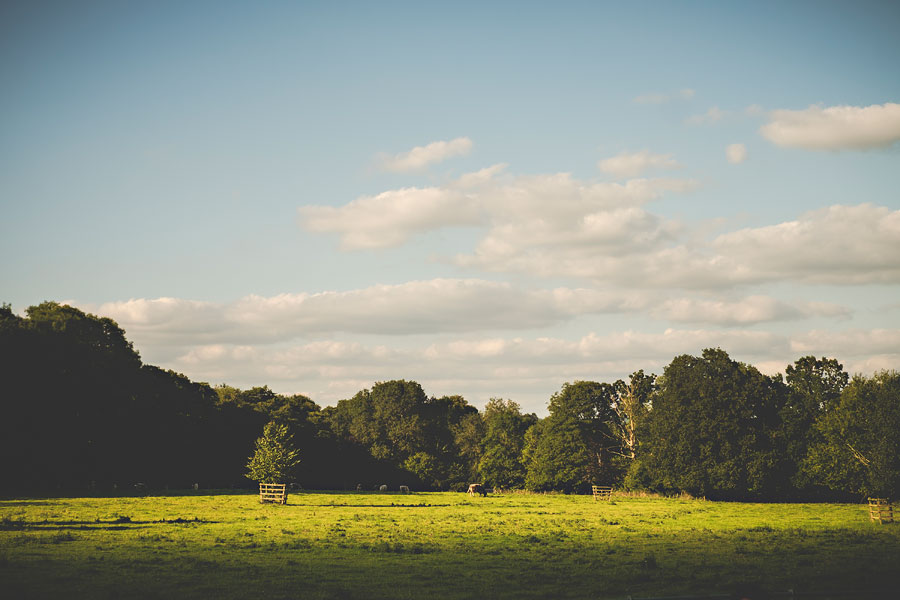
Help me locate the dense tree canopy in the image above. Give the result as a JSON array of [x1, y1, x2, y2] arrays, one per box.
[[1, 301, 895, 500], [478, 398, 536, 489], [803, 371, 900, 498], [640, 349, 789, 500]]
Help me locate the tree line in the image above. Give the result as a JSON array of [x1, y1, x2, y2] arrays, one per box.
[[1, 302, 897, 500]]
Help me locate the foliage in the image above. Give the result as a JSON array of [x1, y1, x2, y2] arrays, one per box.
[[784, 356, 849, 491], [610, 370, 655, 461], [324, 381, 480, 489], [803, 371, 900, 497], [246, 421, 302, 483], [640, 348, 789, 499], [477, 399, 536, 488], [1, 299, 896, 501], [522, 416, 591, 492]]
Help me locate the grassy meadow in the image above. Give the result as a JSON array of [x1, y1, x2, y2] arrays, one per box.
[[2, 490, 899, 599]]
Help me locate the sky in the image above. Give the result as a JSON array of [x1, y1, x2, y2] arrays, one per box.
[[2, 0, 899, 414]]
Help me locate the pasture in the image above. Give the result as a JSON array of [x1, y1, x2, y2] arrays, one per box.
[[1, 490, 898, 599]]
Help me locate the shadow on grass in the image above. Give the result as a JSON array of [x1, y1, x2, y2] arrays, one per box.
[[286, 503, 451, 508], [1, 517, 218, 531]]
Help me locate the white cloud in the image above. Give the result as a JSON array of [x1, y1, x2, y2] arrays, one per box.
[[457, 198, 900, 289], [712, 204, 900, 285], [87, 280, 652, 347], [81, 294, 893, 413], [302, 166, 697, 252], [454, 163, 508, 189], [633, 88, 695, 104], [653, 296, 850, 326], [377, 137, 473, 172], [598, 150, 681, 178], [726, 143, 747, 164], [164, 326, 898, 411], [790, 328, 900, 357], [686, 106, 727, 125], [759, 102, 900, 150], [161, 329, 789, 410], [299, 186, 481, 249]]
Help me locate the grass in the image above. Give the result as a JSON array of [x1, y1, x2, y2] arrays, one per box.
[[2, 490, 899, 599]]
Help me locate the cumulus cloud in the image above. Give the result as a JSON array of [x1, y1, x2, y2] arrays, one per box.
[[301, 166, 697, 251], [87, 280, 652, 348], [633, 89, 695, 104], [159, 325, 896, 411], [760, 102, 900, 150], [456, 198, 900, 289], [162, 329, 788, 410], [81, 293, 892, 412], [712, 204, 900, 285], [726, 143, 747, 164], [299, 186, 481, 249], [377, 137, 473, 172], [686, 106, 727, 125], [452, 176, 697, 278], [598, 150, 681, 178]]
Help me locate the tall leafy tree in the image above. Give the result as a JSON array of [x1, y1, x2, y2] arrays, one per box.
[[783, 356, 848, 492], [451, 410, 486, 488], [478, 398, 537, 488], [803, 371, 900, 498], [641, 349, 789, 499], [550, 381, 620, 486], [522, 416, 590, 492], [610, 370, 655, 461]]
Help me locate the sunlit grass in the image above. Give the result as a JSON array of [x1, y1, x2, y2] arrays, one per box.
[[2, 491, 898, 599]]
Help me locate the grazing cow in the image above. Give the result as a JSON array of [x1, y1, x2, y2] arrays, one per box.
[[379, 484, 388, 492], [467, 483, 487, 497], [399, 485, 410, 493]]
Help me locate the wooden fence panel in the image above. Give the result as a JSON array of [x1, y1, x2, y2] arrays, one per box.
[[868, 498, 893, 523], [592, 485, 612, 501], [259, 483, 287, 505]]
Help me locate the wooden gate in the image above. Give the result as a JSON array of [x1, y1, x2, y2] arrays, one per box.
[[868, 498, 893, 523], [259, 483, 287, 505], [592, 485, 612, 501]]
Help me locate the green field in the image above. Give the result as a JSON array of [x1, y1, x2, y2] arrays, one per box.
[[2, 491, 898, 599]]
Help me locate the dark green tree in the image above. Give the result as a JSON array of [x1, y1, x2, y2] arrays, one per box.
[[803, 371, 900, 498], [451, 410, 486, 488], [641, 348, 789, 499], [246, 421, 302, 483], [325, 381, 477, 489], [477, 398, 537, 488], [522, 416, 590, 492], [523, 381, 620, 490], [783, 356, 848, 492]]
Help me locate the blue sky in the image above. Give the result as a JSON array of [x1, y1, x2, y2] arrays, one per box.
[[2, 1, 899, 412]]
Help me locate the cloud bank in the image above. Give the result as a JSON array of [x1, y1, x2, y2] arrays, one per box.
[[118, 326, 898, 411]]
